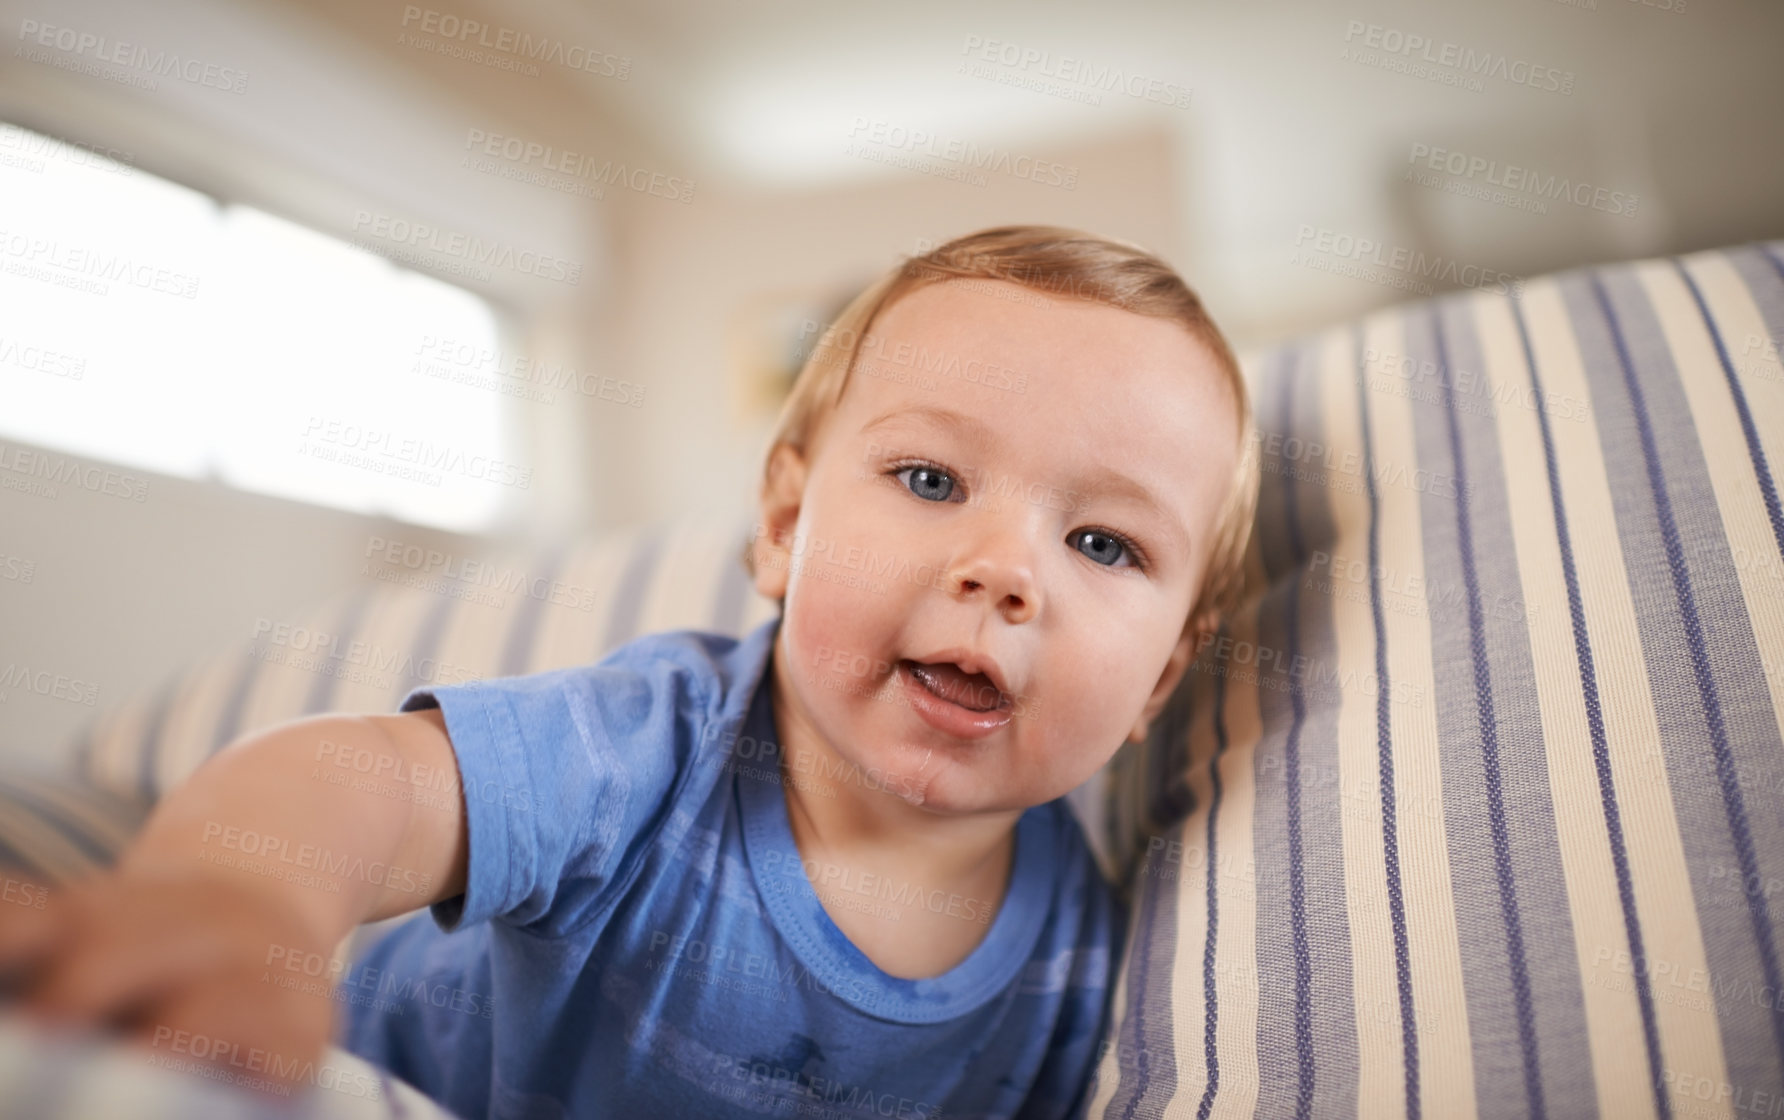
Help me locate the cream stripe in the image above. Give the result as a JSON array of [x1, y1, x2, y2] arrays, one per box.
[[637, 520, 732, 637], [324, 583, 436, 714], [81, 697, 151, 801], [432, 573, 525, 681], [1357, 309, 1476, 1120], [1520, 277, 1728, 1120], [741, 590, 781, 633], [1327, 317, 1406, 1120], [533, 536, 632, 670], [238, 638, 326, 740], [1671, 254, 1784, 720], [580, 527, 657, 664], [1474, 287, 1657, 1120], [1208, 596, 1263, 1120], [1681, 249, 1784, 493], [152, 657, 234, 793]]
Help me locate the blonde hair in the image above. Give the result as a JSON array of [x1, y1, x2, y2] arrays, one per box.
[[744, 224, 1259, 636]]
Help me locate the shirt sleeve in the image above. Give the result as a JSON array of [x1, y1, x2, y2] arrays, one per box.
[[397, 643, 716, 938]]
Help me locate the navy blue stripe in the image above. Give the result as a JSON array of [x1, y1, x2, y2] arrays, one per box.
[[1763, 244, 1784, 286], [0, 787, 116, 868], [1112, 812, 1184, 1119], [209, 649, 261, 754], [10, 780, 145, 865], [1276, 349, 1318, 1120], [1672, 259, 1784, 572], [1108, 618, 1196, 1113], [1195, 621, 1231, 1120], [136, 684, 175, 803], [1113, 843, 1160, 1119], [70, 728, 96, 782], [1431, 304, 1546, 1120], [1354, 323, 1421, 1119], [1511, 289, 1673, 1120], [498, 541, 571, 676], [1593, 271, 1784, 1076]]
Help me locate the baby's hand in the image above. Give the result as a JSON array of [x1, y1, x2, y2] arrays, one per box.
[[0, 864, 338, 1096]]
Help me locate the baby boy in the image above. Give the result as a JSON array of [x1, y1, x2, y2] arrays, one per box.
[[0, 225, 1256, 1118]]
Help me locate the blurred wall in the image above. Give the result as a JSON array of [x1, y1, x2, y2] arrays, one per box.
[[1, 0, 1780, 767]]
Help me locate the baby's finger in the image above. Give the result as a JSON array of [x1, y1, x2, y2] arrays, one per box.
[[24, 911, 226, 1027], [22, 880, 258, 1024], [122, 972, 334, 1096], [0, 890, 68, 997]]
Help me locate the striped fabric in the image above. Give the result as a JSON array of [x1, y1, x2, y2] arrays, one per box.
[[3, 238, 1779, 1118], [72, 518, 784, 807], [1088, 240, 1784, 1120]]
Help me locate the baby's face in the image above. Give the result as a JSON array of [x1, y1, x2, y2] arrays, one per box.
[[755, 278, 1239, 814]]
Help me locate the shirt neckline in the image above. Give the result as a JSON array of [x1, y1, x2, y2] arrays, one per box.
[[735, 632, 1056, 1024]]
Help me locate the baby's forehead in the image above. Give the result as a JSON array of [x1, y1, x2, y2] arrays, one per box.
[[846, 287, 1233, 434]]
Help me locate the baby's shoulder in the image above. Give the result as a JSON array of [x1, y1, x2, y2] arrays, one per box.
[[479, 626, 751, 720]]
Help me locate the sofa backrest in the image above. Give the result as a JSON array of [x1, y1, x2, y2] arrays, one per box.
[[1088, 240, 1784, 1119]]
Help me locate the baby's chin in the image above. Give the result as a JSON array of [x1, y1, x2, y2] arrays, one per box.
[[830, 732, 1036, 815]]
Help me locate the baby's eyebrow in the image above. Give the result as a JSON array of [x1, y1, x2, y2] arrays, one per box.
[[859, 403, 1192, 559], [1073, 466, 1191, 555], [859, 403, 993, 445]]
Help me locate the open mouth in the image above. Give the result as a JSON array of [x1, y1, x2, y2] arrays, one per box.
[[900, 659, 1009, 713]]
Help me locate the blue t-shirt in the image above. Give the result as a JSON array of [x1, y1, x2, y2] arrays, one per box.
[[338, 616, 1126, 1119]]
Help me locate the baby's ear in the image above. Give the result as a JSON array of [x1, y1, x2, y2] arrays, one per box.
[[751, 443, 809, 601], [1125, 608, 1220, 745]]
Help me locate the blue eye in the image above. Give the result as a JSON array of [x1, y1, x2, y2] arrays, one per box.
[[1072, 529, 1136, 568], [886, 459, 1149, 572], [895, 464, 957, 502]]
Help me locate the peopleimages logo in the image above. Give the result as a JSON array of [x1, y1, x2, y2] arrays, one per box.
[[1292, 224, 1523, 298], [15, 19, 249, 93], [350, 210, 583, 285], [957, 34, 1191, 109], [1340, 19, 1576, 95], [1407, 143, 1639, 218], [463, 128, 694, 203], [397, 6, 630, 79], [299, 417, 533, 489], [844, 116, 1079, 190]]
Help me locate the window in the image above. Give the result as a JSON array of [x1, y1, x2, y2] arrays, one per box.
[[0, 122, 513, 533]]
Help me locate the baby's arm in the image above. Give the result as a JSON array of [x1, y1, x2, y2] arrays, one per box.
[[119, 710, 467, 927], [0, 710, 467, 1090]]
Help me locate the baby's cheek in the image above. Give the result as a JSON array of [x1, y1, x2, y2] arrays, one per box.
[[1067, 652, 1151, 735], [786, 578, 883, 688]]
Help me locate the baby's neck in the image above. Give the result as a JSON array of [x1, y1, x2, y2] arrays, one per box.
[[780, 767, 1017, 978], [767, 656, 1023, 976], [767, 652, 1021, 885]]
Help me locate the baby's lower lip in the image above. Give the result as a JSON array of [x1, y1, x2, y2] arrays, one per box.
[[902, 659, 1006, 712], [895, 660, 1013, 740]]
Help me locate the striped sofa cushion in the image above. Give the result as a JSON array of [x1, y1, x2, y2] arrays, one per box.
[[1087, 241, 1784, 1119], [72, 518, 783, 807]]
